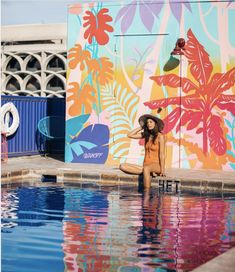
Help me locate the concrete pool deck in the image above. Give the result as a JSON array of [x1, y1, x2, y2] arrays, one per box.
[[1, 155, 235, 271], [1, 155, 235, 192]]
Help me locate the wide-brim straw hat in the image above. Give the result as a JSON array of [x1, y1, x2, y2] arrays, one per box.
[[138, 114, 164, 132]]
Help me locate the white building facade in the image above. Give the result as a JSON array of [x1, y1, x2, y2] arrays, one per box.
[[1, 24, 67, 97]]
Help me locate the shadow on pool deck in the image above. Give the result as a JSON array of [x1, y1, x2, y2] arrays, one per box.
[[1, 155, 235, 192]]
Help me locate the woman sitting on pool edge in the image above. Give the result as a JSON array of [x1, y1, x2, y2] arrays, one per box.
[[119, 111, 166, 189]]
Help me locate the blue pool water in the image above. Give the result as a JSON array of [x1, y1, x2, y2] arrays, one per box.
[[1, 183, 235, 272]]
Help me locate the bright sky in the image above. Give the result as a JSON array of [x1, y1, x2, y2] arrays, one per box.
[[1, 0, 122, 25], [2, 0, 80, 25]]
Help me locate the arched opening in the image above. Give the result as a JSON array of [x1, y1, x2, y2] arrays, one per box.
[[46, 76, 65, 91], [25, 77, 41, 91], [47, 56, 65, 71], [6, 58, 21, 72], [6, 77, 20, 91], [26, 57, 41, 71]]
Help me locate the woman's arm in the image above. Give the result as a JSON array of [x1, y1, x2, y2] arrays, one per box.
[[127, 127, 143, 139], [159, 133, 166, 176]]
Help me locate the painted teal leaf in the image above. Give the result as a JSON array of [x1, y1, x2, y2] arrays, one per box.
[[230, 163, 235, 170], [65, 145, 73, 162], [65, 114, 90, 143], [70, 142, 84, 156], [225, 119, 232, 128], [226, 135, 233, 142], [227, 150, 235, 157], [77, 141, 96, 149]]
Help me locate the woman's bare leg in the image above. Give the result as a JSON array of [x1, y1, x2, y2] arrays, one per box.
[[143, 163, 161, 188], [119, 163, 143, 175]]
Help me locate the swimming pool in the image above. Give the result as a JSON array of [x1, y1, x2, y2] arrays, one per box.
[[1, 183, 235, 272]]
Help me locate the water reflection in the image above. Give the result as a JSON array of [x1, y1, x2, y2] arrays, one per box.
[[1, 185, 235, 272], [62, 187, 235, 272], [1, 186, 65, 230], [137, 189, 235, 271]]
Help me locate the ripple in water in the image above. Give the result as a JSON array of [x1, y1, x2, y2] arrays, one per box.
[[1, 185, 235, 272]]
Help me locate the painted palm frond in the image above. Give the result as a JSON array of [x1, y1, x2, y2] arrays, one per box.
[[101, 82, 139, 161]]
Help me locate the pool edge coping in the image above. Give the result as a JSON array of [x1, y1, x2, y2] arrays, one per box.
[[1, 168, 235, 192]]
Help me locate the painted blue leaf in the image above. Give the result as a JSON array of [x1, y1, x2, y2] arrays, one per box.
[[77, 141, 96, 150], [230, 163, 235, 170], [70, 142, 84, 157], [226, 135, 233, 142], [71, 124, 110, 164], [225, 119, 232, 128], [65, 114, 90, 143], [227, 150, 235, 158], [65, 145, 73, 162]]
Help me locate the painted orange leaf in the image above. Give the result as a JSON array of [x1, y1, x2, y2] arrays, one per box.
[[88, 57, 113, 85], [83, 8, 113, 45], [68, 44, 91, 70], [67, 82, 96, 116]]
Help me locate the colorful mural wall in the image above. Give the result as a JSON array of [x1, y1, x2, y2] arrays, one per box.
[[66, 1, 235, 170]]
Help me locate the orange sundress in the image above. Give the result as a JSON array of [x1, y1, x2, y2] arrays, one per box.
[[143, 138, 160, 166]]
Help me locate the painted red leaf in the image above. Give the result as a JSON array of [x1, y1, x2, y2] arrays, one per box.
[[220, 94, 235, 101], [162, 107, 181, 134], [210, 67, 235, 97], [145, 95, 204, 111], [184, 29, 213, 86], [186, 111, 203, 130], [180, 110, 191, 128], [181, 78, 199, 93], [150, 75, 198, 93], [144, 97, 180, 110], [216, 101, 235, 116], [208, 115, 226, 155], [83, 8, 113, 45], [150, 75, 181, 87], [176, 110, 202, 132], [176, 110, 187, 132], [182, 96, 204, 111]]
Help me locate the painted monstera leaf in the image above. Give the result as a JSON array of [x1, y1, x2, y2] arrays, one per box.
[[70, 124, 109, 164]]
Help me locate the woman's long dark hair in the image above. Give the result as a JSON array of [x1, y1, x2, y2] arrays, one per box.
[[142, 108, 162, 144], [142, 123, 159, 144]]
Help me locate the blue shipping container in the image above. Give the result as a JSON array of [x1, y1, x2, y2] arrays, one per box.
[[1, 95, 65, 157]]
